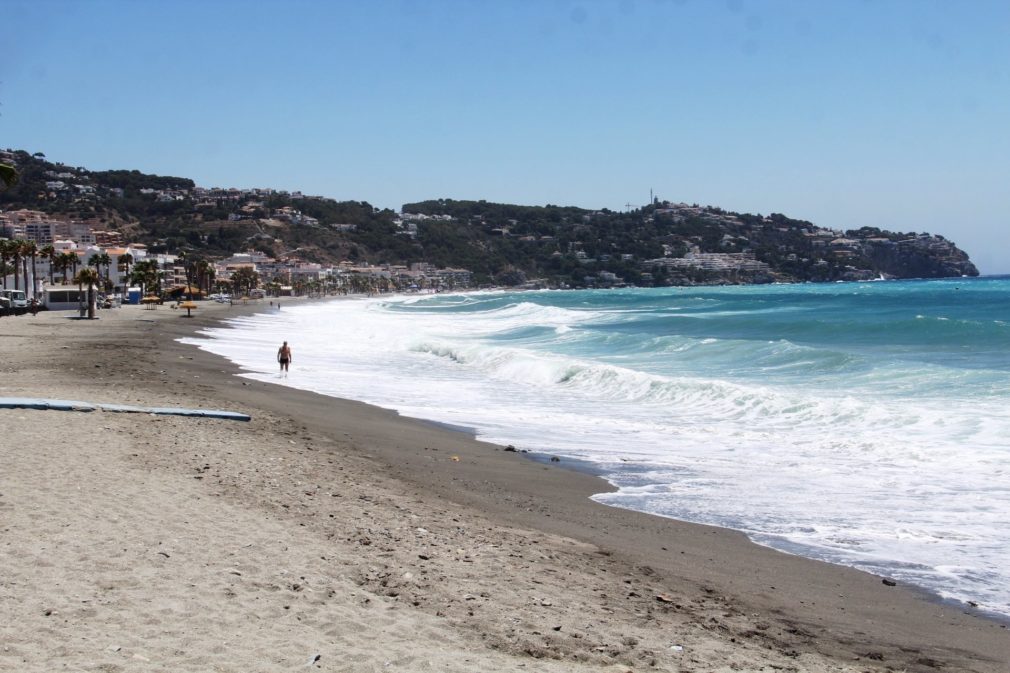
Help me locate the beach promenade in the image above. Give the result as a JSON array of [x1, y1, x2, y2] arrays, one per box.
[[1, 300, 1007, 672]]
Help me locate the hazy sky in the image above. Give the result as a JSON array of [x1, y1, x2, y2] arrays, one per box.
[[3, 0, 1009, 272]]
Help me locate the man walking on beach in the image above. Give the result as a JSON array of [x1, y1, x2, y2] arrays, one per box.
[[277, 341, 292, 376]]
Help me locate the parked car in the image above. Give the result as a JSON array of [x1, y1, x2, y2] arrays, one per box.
[[0, 289, 28, 308]]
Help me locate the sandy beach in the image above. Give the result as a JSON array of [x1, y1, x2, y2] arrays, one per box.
[[1, 299, 1007, 672]]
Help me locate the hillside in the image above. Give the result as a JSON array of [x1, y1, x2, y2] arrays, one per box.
[[1, 149, 979, 286]]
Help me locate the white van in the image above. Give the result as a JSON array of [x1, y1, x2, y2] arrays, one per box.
[[0, 289, 28, 308]]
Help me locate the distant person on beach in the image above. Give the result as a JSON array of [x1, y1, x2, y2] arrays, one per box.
[[277, 341, 292, 375]]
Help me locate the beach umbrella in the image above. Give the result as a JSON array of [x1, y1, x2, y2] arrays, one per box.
[[178, 300, 198, 317], [168, 285, 205, 298]]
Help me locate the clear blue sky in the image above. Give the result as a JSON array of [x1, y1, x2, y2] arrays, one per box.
[[4, 0, 1009, 272]]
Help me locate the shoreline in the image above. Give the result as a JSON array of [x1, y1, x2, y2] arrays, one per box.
[[2, 300, 1008, 671], [524, 452, 1010, 627], [186, 293, 1010, 626], [163, 300, 1010, 658]]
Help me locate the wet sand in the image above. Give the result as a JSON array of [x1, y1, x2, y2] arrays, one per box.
[[1, 300, 1007, 672]]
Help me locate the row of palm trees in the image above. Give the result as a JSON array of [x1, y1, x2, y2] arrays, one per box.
[[2, 237, 457, 309], [0, 239, 47, 296], [0, 239, 141, 300]]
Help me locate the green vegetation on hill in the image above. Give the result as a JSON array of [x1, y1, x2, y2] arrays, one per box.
[[90, 169, 195, 192], [0, 150, 979, 287]]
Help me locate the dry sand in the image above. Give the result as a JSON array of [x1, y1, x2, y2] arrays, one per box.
[[1, 300, 1007, 672]]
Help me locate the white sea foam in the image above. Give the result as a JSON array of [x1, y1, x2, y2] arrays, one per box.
[[182, 290, 1010, 618]]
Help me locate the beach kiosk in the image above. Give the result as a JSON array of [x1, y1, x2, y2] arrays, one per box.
[[126, 287, 142, 305], [43, 287, 87, 311]]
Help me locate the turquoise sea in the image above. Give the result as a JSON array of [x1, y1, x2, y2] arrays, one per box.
[[185, 277, 1010, 618]]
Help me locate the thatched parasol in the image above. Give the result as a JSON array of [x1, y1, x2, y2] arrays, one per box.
[[168, 285, 205, 298]]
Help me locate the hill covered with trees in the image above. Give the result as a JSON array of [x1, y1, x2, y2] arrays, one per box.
[[1, 149, 978, 287]]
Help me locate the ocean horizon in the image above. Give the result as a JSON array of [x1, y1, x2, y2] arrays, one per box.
[[182, 277, 1010, 619]]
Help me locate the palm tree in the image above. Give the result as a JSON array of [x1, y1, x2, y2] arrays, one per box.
[[66, 251, 80, 280], [130, 259, 161, 297], [230, 267, 259, 296], [178, 251, 199, 301], [21, 240, 38, 300], [40, 245, 56, 285], [74, 267, 100, 319], [0, 260, 12, 295], [56, 252, 76, 284], [50, 251, 63, 284], [9, 238, 26, 292], [194, 259, 214, 296], [88, 252, 112, 285], [7, 237, 19, 289], [117, 253, 133, 294], [101, 252, 113, 281], [0, 240, 11, 290]]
